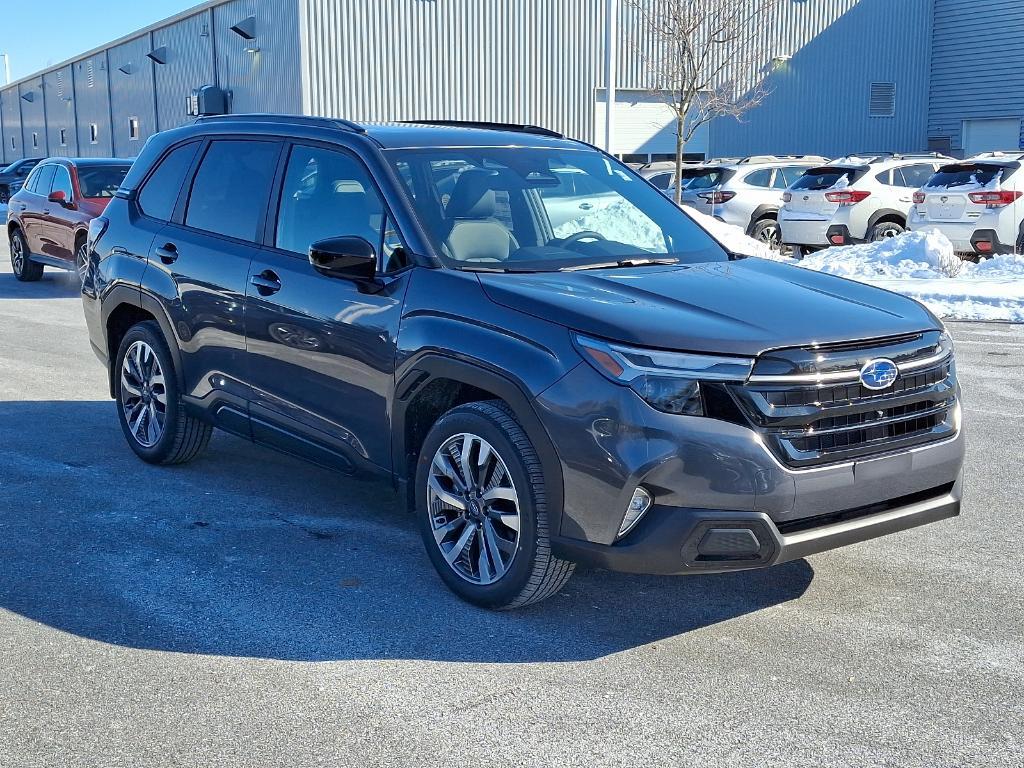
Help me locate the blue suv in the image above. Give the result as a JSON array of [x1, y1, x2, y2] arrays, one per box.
[[81, 116, 964, 609]]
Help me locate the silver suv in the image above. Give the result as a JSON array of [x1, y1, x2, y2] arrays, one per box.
[[678, 156, 827, 247], [780, 153, 950, 253]]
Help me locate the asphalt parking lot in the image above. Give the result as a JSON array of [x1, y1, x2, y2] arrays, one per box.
[[0, 249, 1021, 768]]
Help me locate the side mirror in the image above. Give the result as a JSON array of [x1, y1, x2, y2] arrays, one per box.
[[308, 236, 377, 281], [48, 190, 67, 204]]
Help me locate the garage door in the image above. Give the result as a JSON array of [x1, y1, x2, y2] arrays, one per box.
[[962, 118, 1021, 157], [595, 90, 708, 158]]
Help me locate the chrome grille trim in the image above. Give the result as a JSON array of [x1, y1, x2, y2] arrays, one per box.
[[747, 351, 952, 384]]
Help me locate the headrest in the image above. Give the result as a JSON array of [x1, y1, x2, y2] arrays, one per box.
[[446, 169, 499, 219]]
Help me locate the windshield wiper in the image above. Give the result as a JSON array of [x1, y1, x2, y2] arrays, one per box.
[[559, 257, 680, 272]]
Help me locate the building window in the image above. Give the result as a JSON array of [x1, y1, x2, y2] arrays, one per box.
[[9, 137, 14, 151], [59, 129, 67, 147], [32, 132, 39, 149], [869, 82, 896, 118], [129, 117, 140, 141], [89, 123, 99, 144]]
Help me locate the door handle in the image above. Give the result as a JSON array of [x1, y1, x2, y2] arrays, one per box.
[[250, 270, 282, 296], [43, 209, 51, 215], [579, 202, 594, 211], [155, 243, 178, 264]]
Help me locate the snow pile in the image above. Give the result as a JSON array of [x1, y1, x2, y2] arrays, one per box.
[[683, 207, 777, 258], [796, 231, 965, 279]]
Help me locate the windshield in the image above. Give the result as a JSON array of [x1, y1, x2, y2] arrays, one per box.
[[386, 147, 727, 272], [78, 165, 132, 198]]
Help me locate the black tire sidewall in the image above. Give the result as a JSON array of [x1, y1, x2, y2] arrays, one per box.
[[113, 321, 184, 463], [871, 222, 904, 241], [415, 406, 543, 609], [752, 218, 779, 245], [10, 230, 36, 280]]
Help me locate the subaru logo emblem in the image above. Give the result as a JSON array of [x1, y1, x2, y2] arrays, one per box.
[[803, 195, 809, 201], [859, 358, 899, 390], [941, 195, 948, 203]]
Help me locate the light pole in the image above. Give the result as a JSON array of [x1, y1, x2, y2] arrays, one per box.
[[604, 0, 617, 155]]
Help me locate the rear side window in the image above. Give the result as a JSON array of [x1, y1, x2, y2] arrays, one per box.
[[31, 165, 56, 195], [743, 169, 773, 188], [648, 172, 673, 190], [185, 140, 281, 241], [927, 164, 1005, 189], [779, 166, 808, 186], [900, 164, 938, 189], [686, 169, 726, 190], [791, 168, 862, 191], [138, 142, 200, 221]]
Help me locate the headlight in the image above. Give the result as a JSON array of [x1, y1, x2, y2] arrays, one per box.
[[573, 334, 754, 415]]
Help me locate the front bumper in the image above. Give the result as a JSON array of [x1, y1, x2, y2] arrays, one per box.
[[534, 361, 966, 573], [552, 473, 961, 575]]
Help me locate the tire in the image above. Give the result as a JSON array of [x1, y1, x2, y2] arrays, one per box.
[[74, 239, 89, 285], [750, 218, 781, 250], [869, 220, 905, 241], [415, 400, 574, 609], [113, 320, 212, 465], [10, 228, 43, 282]]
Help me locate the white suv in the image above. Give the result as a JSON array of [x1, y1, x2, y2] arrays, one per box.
[[676, 156, 826, 247], [909, 152, 1024, 258], [779, 153, 949, 252]]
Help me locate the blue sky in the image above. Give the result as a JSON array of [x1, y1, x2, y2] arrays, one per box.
[[1, 0, 195, 83]]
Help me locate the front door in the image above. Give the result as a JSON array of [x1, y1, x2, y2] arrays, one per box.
[[244, 142, 410, 473], [18, 163, 55, 255], [147, 137, 283, 428], [41, 164, 78, 262]]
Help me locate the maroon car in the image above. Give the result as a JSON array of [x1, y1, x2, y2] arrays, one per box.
[[8, 157, 132, 283]]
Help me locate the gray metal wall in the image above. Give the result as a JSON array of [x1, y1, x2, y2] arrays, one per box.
[[19, 77, 47, 158], [44, 65, 78, 157], [709, 0, 934, 158], [108, 36, 157, 158], [213, 0, 303, 114], [152, 9, 217, 133], [1, 90, 23, 161], [928, 0, 1024, 155], [72, 54, 115, 157], [299, 0, 632, 144]]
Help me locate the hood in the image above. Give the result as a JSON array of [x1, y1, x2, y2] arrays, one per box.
[[477, 258, 939, 356]]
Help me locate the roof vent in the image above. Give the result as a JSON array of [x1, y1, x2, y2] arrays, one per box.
[[869, 82, 896, 118], [230, 16, 257, 40], [147, 47, 169, 65]]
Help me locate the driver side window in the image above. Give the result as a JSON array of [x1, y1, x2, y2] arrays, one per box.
[[276, 145, 402, 270], [52, 166, 73, 200]]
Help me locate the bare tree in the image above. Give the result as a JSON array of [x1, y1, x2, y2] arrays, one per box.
[[625, 0, 781, 203]]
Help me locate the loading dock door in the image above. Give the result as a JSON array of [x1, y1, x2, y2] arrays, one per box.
[[962, 118, 1021, 157], [595, 90, 709, 159]]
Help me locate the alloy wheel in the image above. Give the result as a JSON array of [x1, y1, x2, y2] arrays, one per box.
[[758, 223, 780, 248], [76, 244, 89, 284], [427, 432, 521, 585], [11, 236, 24, 274], [120, 341, 167, 448]]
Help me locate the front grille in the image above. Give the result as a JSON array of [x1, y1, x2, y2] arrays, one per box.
[[731, 333, 958, 468]]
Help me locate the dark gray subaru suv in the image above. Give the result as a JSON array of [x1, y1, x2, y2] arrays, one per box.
[[82, 115, 964, 609]]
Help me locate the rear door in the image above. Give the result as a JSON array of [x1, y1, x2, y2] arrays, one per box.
[[17, 163, 55, 254], [149, 137, 283, 427], [244, 141, 410, 473]]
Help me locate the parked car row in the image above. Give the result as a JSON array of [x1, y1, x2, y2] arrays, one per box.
[[7, 156, 132, 283], [641, 150, 1024, 259]]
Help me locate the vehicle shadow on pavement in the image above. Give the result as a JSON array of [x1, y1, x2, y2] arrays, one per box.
[[0, 401, 814, 663], [0, 270, 83, 299]]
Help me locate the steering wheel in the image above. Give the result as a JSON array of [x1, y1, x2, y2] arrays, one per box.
[[560, 230, 607, 247]]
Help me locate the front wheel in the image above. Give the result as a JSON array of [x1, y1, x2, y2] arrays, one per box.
[[114, 321, 212, 465], [415, 401, 574, 609], [75, 241, 89, 285]]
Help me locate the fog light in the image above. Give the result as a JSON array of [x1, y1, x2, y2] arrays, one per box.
[[618, 487, 653, 538]]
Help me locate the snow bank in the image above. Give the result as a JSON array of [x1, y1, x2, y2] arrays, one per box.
[[554, 200, 668, 253], [683, 208, 777, 258]]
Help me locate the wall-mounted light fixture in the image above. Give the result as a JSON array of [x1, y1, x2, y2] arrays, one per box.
[[21, 91, 34, 102], [119, 63, 134, 75], [244, 46, 261, 55], [771, 54, 793, 69], [230, 16, 257, 40], [147, 47, 168, 65]]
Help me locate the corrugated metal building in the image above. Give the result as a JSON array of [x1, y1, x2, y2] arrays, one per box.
[[0, 0, 1020, 166]]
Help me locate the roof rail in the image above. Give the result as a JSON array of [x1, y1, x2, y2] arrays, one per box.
[[194, 113, 366, 134], [968, 150, 1024, 159], [402, 119, 564, 139], [736, 154, 830, 164]]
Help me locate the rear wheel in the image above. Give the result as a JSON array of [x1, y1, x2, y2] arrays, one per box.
[[750, 218, 781, 250], [870, 220, 905, 241], [10, 229, 43, 282], [416, 401, 574, 609], [114, 321, 212, 465]]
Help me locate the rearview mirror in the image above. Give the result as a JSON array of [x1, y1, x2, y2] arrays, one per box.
[[308, 236, 377, 281]]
